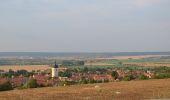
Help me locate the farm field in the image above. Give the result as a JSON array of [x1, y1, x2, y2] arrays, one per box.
[[0, 79, 170, 100], [85, 62, 170, 67], [0, 65, 50, 72], [0, 61, 169, 73], [96, 55, 168, 60], [85, 62, 114, 66], [93, 55, 170, 67], [124, 62, 170, 67]]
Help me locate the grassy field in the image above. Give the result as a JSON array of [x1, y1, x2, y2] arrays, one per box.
[[0, 79, 170, 100], [0, 65, 50, 72]]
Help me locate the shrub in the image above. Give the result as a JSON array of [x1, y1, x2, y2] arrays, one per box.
[[89, 79, 97, 84], [0, 81, 13, 91], [123, 76, 131, 81], [155, 73, 170, 79], [58, 81, 67, 86], [104, 79, 109, 83], [139, 75, 148, 80], [123, 75, 133, 81], [82, 79, 88, 84], [25, 79, 38, 88]]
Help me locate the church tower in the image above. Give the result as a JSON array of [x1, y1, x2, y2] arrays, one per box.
[[51, 61, 59, 78]]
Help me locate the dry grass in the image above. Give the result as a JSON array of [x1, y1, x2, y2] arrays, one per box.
[[0, 65, 50, 72], [0, 79, 170, 100]]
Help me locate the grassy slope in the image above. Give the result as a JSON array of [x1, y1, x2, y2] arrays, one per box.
[[0, 79, 170, 100]]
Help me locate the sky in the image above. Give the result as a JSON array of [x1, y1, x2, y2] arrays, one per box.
[[0, 0, 170, 52]]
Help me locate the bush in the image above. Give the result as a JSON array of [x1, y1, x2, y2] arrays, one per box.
[[155, 73, 170, 79], [139, 75, 148, 80], [123, 75, 133, 81], [25, 79, 38, 88], [65, 81, 77, 85], [0, 81, 13, 91], [97, 80, 102, 83], [103, 79, 109, 83], [123, 76, 131, 81], [89, 79, 97, 84], [82, 79, 88, 84], [58, 81, 67, 86]]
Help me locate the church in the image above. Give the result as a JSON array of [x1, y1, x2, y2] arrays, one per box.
[[51, 61, 59, 78]]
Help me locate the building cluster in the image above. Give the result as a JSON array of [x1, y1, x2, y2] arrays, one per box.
[[116, 69, 155, 79], [0, 62, 155, 88]]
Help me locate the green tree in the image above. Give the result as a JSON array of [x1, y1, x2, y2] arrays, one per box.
[[58, 70, 72, 78], [118, 61, 122, 65], [26, 79, 38, 88], [139, 75, 148, 80], [83, 67, 88, 73], [123, 75, 133, 81], [89, 79, 97, 84], [111, 71, 118, 80]]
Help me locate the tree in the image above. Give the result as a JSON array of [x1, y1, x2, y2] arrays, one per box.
[[123, 76, 131, 81], [83, 67, 88, 73], [139, 75, 148, 80], [118, 62, 122, 65], [111, 71, 118, 80], [89, 79, 97, 84], [58, 70, 72, 78], [26, 79, 38, 88], [16, 70, 31, 77], [123, 75, 133, 81], [58, 72, 64, 77], [7, 69, 15, 78]]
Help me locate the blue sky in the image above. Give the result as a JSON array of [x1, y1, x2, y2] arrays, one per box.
[[0, 0, 170, 52]]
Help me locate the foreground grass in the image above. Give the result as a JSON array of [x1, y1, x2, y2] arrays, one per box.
[[0, 79, 170, 100]]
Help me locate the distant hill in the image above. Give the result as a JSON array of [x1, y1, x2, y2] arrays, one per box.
[[0, 52, 170, 59]]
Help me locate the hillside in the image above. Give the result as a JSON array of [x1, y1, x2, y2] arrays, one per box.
[[0, 79, 170, 100]]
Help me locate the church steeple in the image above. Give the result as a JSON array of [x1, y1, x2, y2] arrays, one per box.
[[54, 61, 59, 68], [52, 61, 59, 78]]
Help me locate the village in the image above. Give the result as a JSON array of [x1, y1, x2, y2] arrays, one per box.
[[0, 61, 156, 90]]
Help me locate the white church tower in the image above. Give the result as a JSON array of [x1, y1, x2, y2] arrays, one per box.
[[51, 61, 59, 78]]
